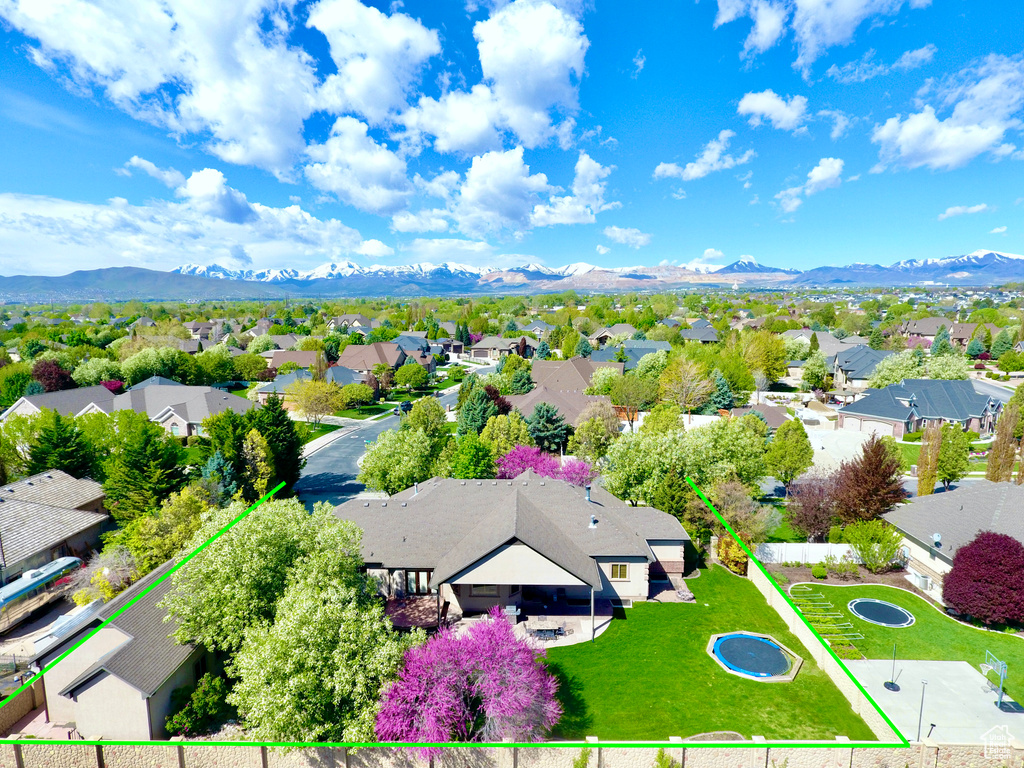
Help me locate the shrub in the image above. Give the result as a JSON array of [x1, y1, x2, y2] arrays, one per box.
[[844, 520, 905, 573], [942, 531, 1024, 626], [827, 525, 844, 544], [974, 362, 987, 370], [903, 430, 923, 442], [166, 673, 233, 736], [717, 535, 749, 575], [811, 564, 827, 579]]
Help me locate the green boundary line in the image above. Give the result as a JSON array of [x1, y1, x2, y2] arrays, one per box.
[[0, 478, 912, 750], [685, 476, 910, 749]]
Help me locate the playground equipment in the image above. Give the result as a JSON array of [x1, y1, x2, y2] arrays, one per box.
[[980, 650, 1008, 710]]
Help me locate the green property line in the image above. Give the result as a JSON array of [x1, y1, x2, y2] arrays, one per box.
[[0, 481, 286, 717], [685, 476, 910, 749], [0, 478, 910, 750]]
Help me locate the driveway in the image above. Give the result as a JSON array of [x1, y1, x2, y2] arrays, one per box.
[[807, 429, 873, 472], [294, 385, 463, 508]]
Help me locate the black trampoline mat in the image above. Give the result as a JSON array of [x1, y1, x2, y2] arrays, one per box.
[[714, 634, 790, 677], [848, 598, 915, 627]]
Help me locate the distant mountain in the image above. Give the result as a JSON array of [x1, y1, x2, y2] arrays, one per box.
[[2, 250, 1020, 301]]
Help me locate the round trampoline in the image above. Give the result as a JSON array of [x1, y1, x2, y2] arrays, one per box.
[[848, 598, 915, 628], [712, 633, 791, 678]]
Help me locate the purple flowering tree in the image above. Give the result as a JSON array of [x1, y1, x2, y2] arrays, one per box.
[[497, 445, 560, 479], [100, 379, 125, 394], [376, 606, 561, 753], [559, 459, 597, 487]]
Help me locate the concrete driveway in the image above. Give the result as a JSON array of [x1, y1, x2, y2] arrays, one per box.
[[808, 429, 873, 472]]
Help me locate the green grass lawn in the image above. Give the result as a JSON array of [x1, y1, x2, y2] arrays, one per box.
[[180, 446, 205, 466], [812, 584, 1024, 702], [334, 403, 394, 419], [298, 423, 341, 444], [545, 565, 876, 741], [228, 386, 250, 397]]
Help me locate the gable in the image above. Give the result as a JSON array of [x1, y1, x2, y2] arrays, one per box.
[[449, 541, 586, 587]]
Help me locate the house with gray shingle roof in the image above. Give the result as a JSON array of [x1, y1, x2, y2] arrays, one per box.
[[836, 379, 1001, 438], [334, 472, 690, 637], [590, 340, 670, 371], [829, 346, 893, 389], [883, 481, 1024, 593], [0, 470, 109, 584], [31, 561, 215, 740]]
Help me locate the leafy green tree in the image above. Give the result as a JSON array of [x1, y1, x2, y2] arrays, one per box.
[[71, 357, 122, 386], [683, 417, 768, 491], [340, 382, 374, 410], [479, 412, 533, 457], [937, 423, 970, 491], [660, 358, 714, 422], [457, 387, 498, 436], [801, 350, 830, 392], [925, 354, 970, 380], [568, 408, 619, 465], [604, 430, 687, 506], [635, 350, 668, 381], [585, 366, 620, 395], [844, 520, 905, 573], [26, 412, 96, 478], [991, 329, 1013, 359], [102, 421, 185, 522], [868, 326, 885, 350], [448, 433, 496, 479], [395, 363, 428, 390], [560, 329, 580, 359], [640, 403, 683, 434], [121, 346, 196, 385], [194, 346, 235, 385], [868, 350, 924, 388], [916, 423, 940, 497], [121, 485, 212, 574], [233, 353, 269, 381], [239, 428, 274, 501], [247, 334, 278, 354], [248, 394, 305, 495], [808, 332, 820, 354], [162, 499, 325, 653], [764, 418, 814, 493], [227, 520, 416, 742], [986, 403, 1020, 482], [526, 402, 570, 453], [0, 363, 33, 409], [930, 326, 954, 356], [610, 374, 658, 432], [407, 397, 448, 445], [358, 428, 435, 495]]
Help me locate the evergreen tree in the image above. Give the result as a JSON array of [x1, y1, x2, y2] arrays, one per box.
[[457, 387, 498, 436], [937, 423, 970, 491], [868, 326, 884, 350], [248, 394, 305, 495], [991, 329, 1013, 359], [505, 319, 519, 333], [931, 326, 954, 356], [613, 345, 628, 363], [965, 338, 985, 358], [508, 368, 534, 395], [702, 369, 734, 413], [103, 422, 185, 522], [26, 413, 96, 478], [200, 450, 239, 505], [574, 337, 593, 358], [526, 403, 570, 453], [536, 340, 550, 360], [808, 332, 820, 353]]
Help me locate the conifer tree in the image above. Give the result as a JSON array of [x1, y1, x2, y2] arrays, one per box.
[[991, 329, 1013, 359], [868, 326, 884, 350], [526, 403, 570, 453], [103, 422, 185, 522], [27, 413, 95, 478], [457, 387, 498, 436], [702, 369, 734, 413], [248, 394, 305, 494], [931, 326, 954, 356]]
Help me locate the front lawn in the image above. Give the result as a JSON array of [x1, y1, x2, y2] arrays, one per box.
[[811, 584, 1024, 702], [334, 403, 394, 419], [545, 565, 876, 741], [298, 423, 341, 444]]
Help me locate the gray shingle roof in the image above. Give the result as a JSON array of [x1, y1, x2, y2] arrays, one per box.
[[5, 385, 116, 418], [531, 358, 623, 390], [838, 379, 999, 423], [334, 472, 687, 588], [884, 481, 1024, 562], [830, 346, 893, 380], [0, 494, 107, 568], [506, 387, 612, 425], [257, 366, 364, 394], [129, 376, 183, 390], [112, 385, 253, 424], [59, 561, 196, 699], [0, 470, 104, 509]]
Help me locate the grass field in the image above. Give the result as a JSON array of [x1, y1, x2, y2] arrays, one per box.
[[545, 565, 876, 741], [811, 583, 1024, 701]]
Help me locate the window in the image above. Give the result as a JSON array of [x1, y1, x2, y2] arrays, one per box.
[[170, 424, 179, 436], [405, 570, 433, 595], [470, 584, 499, 597], [193, 656, 209, 682], [610, 564, 629, 580]]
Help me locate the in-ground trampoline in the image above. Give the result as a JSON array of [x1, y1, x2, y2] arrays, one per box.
[[706, 632, 803, 682], [848, 598, 915, 628]]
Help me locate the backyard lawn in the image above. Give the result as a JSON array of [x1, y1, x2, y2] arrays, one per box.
[[545, 565, 876, 742], [811, 584, 1024, 702]]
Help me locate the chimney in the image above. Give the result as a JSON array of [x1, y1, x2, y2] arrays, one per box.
[[589, 515, 597, 529]]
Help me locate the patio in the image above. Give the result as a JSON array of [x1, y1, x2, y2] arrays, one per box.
[[4, 706, 77, 740]]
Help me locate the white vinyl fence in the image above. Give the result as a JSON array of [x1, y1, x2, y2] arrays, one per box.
[[753, 542, 858, 564]]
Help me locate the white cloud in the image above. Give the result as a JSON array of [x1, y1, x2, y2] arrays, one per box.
[[632, 49, 646, 78], [414, 171, 461, 201], [453, 146, 552, 238], [308, 0, 440, 125], [603, 225, 651, 249], [595, 244, 610, 255], [817, 109, 852, 140], [391, 209, 451, 233], [738, 90, 808, 131], [531, 152, 619, 226], [119, 156, 186, 188], [738, 171, 753, 188], [742, 1, 788, 58], [826, 44, 936, 84], [938, 203, 988, 221], [355, 239, 395, 257], [990, 226, 1008, 234], [653, 130, 755, 182], [0, 182, 373, 276], [775, 157, 844, 213], [399, 237, 499, 267], [679, 248, 727, 271], [872, 53, 1024, 172], [0, 0, 321, 177], [303, 117, 411, 215], [401, 0, 589, 154]]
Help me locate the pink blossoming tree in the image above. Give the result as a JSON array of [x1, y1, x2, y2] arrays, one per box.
[[496, 445, 597, 486], [375, 606, 561, 753]]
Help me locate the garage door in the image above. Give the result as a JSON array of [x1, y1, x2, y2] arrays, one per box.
[[859, 419, 894, 437], [842, 417, 861, 431]]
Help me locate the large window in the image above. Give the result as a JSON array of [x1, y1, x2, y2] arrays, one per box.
[[405, 570, 434, 595], [470, 584, 499, 597], [610, 564, 629, 580]]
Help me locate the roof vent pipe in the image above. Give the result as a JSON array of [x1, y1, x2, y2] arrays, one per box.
[[589, 515, 597, 529], [586, 485, 592, 503], [414, 482, 418, 495]]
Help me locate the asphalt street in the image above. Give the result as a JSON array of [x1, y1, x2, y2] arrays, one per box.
[[294, 373, 480, 509]]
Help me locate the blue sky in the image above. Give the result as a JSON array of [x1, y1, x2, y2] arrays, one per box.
[[0, 0, 1022, 276]]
